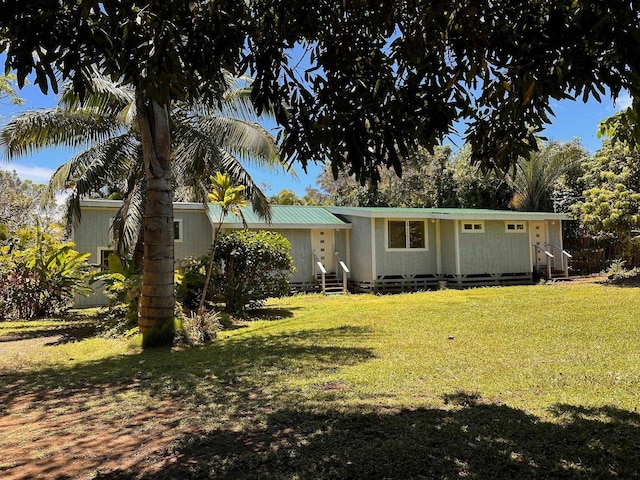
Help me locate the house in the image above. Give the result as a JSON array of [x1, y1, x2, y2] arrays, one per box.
[[73, 199, 569, 305]]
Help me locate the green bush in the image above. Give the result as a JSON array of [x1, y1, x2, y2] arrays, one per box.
[[175, 255, 209, 310], [0, 227, 93, 320], [92, 254, 141, 335], [213, 230, 294, 313]]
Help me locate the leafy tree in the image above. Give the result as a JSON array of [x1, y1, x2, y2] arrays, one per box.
[[0, 170, 60, 233], [451, 147, 514, 209], [213, 230, 294, 313], [508, 140, 588, 212], [198, 172, 248, 316], [270, 189, 305, 205], [0, 73, 23, 109], [572, 140, 640, 264], [4, 0, 640, 343]]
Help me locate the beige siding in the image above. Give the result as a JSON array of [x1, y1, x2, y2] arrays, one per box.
[[341, 215, 373, 282], [374, 218, 438, 277], [458, 220, 530, 274], [547, 220, 564, 270], [276, 229, 312, 283], [439, 220, 457, 275], [174, 208, 213, 260]]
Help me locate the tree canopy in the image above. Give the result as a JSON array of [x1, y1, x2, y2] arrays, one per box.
[[4, 1, 640, 181]]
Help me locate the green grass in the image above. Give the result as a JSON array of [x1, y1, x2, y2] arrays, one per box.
[[2, 284, 640, 479]]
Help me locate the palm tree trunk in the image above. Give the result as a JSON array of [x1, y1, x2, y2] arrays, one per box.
[[136, 93, 175, 347]]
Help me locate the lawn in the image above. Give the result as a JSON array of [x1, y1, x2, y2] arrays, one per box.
[[1, 282, 640, 479]]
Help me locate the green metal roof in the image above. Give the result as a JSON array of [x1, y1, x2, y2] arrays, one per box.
[[326, 206, 568, 221], [206, 204, 352, 229]]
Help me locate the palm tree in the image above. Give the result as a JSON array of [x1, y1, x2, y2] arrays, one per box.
[[1, 72, 289, 342], [509, 140, 586, 212], [197, 172, 248, 315]]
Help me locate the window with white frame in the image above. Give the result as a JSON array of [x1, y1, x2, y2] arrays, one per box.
[[174, 219, 183, 242], [461, 221, 485, 233], [387, 220, 427, 249], [505, 221, 526, 233]]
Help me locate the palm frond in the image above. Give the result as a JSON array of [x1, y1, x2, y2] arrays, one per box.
[[113, 173, 145, 257], [60, 70, 136, 123], [193, 115, 289, 174], [47, 133, 140, 198], [1, 109, 124, 160]]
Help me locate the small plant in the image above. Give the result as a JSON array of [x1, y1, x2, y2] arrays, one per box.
[[605, 259, 640, 282], [176, 256, 209, 310], [178, 310, 221, 345], [92, 254, 142, 334]]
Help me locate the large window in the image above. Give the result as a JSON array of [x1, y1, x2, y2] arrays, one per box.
[[387, 220, 426, 249]]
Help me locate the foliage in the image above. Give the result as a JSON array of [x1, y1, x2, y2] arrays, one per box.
[[0, 73, 23, 107], [92, 254, 142, 335], [198, 172, 249, 315], [317, 145, 514, 209], [508, 139, 588, 212], [572, 140, 640, 264], [0, 170, 61, 233], [0, 227, 93, 320], [213, 230, 294, 313], [176, 256, 209, 310], [177, 310, 221, 346]]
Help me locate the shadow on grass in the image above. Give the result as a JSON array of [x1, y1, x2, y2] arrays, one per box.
[[0, 320, 97, 343], [246, 306, 300, 321], [0, 324, 375, 478], [96, 392, 640, 480]]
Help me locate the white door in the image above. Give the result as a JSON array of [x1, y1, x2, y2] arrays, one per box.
[[530, 221, 547, 266], [311, 229, 335, 272]]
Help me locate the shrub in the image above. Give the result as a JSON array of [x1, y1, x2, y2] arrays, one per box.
[[92, 254, 142, 335], [213, 230, 294, 313], [175, 255, 209, 310], [0, 227, 93, 320]]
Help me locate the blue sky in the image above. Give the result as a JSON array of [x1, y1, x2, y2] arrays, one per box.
[[0, 73, 631, 196]]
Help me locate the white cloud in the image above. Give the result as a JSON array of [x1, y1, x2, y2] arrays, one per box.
[[2, 163, 54, 184], [614, 90, 633, 111]]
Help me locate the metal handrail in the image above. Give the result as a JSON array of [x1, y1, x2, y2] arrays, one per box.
[[335, 252, 350, 293], [545, 242, 572, 277], [313, 253, 326, 293]]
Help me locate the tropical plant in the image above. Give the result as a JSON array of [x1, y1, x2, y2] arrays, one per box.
[[508, 140, 588, 212], [213, 230, 294, 313], [197, 172, 248, 315], [0, 226, 93, 320], [92, 253, 142, 333]]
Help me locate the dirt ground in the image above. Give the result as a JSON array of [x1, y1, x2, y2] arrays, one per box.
[[0, 334, 199, 480]]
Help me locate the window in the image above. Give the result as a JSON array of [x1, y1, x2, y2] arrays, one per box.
[[505, 221, 526, 233], [98, 248, 115, 268], [461, 221, 485, 233], [387, 220, 426, 249], [174, 219, 183, 242]]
